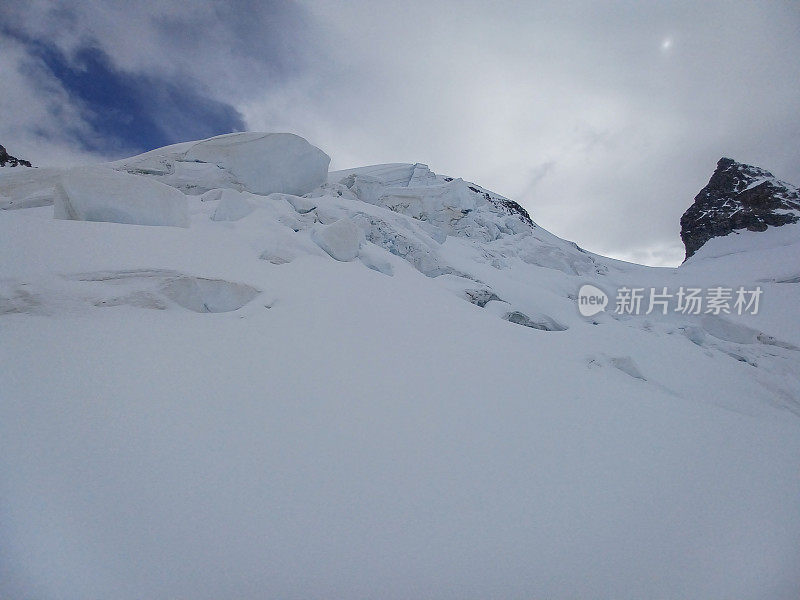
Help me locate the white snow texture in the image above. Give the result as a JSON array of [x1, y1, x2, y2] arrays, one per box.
[[113, 131, 330, 196], [54, 167, 189, 227], [1, 132, 800, 600]]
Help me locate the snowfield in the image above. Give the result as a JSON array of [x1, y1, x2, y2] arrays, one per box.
[[1, 133, 799, 600]]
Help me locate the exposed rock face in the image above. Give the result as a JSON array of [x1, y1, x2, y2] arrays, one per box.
[[0, 145, 33, 168], [680, 158, 800, 259]]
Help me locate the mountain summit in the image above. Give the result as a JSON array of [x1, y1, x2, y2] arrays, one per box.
[[0, 144, 32, 168], [680, 157, 800, 259]]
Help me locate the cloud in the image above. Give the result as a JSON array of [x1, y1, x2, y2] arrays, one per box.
[[280, 0, 800, 266], [1, 0, 799, 265], [0, 0, 319, 161], [1, 0, 317, 92], [18, 40, 246, 155], [0, 35, 102, 166]]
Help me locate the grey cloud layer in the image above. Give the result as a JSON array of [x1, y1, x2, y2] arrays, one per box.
[[2, 0, 798, 265]]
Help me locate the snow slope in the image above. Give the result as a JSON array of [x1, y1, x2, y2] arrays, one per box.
[[1, 134, 799, 600]]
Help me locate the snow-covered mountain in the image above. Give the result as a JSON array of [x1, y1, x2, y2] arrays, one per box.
[[680, 157, 800, 259], [1, 133, 799, 600], [0, 144, 32, 168]]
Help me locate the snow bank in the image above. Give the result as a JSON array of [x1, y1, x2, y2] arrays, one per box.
[[210, 190, 256, 222], [54, 167, 189, 227], [0, 167, 66, 210], [333, 163, 536, 242], [115, 132, 330, 196], [312, 217, 363, 261], [185, 132, 330, 196]]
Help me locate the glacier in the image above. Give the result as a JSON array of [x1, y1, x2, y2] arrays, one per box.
[[54, 166, 189, 227], [1, 132, 799, 600]]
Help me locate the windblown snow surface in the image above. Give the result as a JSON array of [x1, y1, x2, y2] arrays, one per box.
[[1, 133, 799, 599]]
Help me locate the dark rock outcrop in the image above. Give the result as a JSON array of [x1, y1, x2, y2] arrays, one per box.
[[680, 158, 800, 260], [0, 144, 33, 168]]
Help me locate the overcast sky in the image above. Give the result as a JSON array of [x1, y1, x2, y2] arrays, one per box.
[[2, 0, 798, 265]]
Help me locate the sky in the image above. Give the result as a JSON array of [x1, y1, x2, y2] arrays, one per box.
[[1, 0, 799, 266]]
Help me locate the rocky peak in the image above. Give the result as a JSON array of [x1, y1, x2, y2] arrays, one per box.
[[0, 144, 33, 168], [680, 157, 800, 259]]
